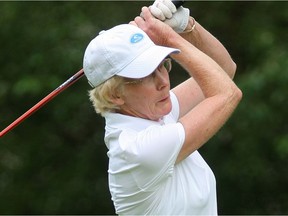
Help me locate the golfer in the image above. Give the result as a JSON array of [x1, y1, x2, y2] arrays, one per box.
[[83, 1, 242, 215]]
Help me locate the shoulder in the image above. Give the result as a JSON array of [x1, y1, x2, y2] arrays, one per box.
[[119, 123, 185, 168]]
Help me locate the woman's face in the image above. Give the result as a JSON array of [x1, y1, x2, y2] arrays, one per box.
[[116, 59, 172, 121]]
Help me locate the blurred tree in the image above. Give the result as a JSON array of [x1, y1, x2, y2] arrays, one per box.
[[0, 1, 287, 214]]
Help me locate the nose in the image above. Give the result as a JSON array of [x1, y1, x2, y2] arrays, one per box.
[[155, 68, 169, 90]]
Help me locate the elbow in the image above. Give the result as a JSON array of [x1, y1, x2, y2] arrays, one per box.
[[219, 85, 242, 114], [223, 59, 237, 79], [226, 60, 241, 103], [231, 84, 243, 105], [227, 60, 237, 79], [235, 86, 243, 103], [222, 81, 242, 107]]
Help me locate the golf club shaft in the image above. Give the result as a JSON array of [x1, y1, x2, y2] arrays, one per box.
[[0, 69, 84, 138]]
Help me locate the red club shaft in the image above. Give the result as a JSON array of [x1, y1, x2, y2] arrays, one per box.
[[0, 69, 84, 138]]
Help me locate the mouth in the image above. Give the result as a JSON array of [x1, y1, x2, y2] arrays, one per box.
[[159, 95, 170, 103]]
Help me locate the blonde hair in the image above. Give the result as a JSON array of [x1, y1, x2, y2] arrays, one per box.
[[89, 76, 125, 116]]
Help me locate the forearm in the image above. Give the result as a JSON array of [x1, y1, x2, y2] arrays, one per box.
[[168, 32, 234, 96], [180, 17, 236, 78], [169, 29, 242, 163], [169, 32, 242, 163]]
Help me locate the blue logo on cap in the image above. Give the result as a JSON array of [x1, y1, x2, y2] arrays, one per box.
[[130, 33, 144, 43]]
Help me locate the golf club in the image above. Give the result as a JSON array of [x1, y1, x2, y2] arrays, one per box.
[[0, 0, 184, 138], [0, 69, 84, 138]]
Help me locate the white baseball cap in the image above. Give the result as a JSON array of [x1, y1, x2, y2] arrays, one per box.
[[83, 24, 180, 87]]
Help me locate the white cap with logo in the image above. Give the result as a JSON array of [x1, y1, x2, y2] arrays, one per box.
[[83, 24, 180, 87]]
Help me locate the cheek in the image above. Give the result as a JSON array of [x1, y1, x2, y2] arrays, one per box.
[[122, 88, 151, 106], [124, 86, 153, 100], [125, 90, 159, 113], [134, 94, 154, 108]]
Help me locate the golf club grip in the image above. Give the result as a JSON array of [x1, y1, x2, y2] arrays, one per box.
[[172, 0, 184, 8]]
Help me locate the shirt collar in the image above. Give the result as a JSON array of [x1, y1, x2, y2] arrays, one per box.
[[104, 112, 163, 132]]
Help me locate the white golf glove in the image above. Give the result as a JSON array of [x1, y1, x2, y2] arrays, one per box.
[[149, 0, 190, 33]]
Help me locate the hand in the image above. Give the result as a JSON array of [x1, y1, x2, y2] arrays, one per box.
[[149, 0, 190, 33], [130, 7, 177, 46]]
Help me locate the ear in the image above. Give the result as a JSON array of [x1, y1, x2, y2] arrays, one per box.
[[109, 92, 125, 106]]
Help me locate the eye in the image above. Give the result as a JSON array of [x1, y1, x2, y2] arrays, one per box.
[[163, 58, 172, 72], [157, 58, 172, 72], [141, 72, 156, 83], [151, 72, 157, 78]]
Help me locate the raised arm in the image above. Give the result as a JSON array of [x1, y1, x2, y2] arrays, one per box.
[[180, 17, 236, 78], [132, 7, 242, 163], [173, 17, 238, 117], [148, 1, 238, 117]]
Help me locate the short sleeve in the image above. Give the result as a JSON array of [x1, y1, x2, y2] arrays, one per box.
[[170, 91, 180, 121], [118, 122, 185, 190]]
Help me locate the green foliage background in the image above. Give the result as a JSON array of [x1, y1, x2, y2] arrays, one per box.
[[0, 1, 287, 214]]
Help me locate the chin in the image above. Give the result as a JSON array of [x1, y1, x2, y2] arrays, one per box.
[[159, 101, 172, 117]]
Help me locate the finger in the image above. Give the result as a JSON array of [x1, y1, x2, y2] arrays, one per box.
[[129, 21, 138, 27], [140, 6, 154, 22], [149, 5, 165, 21], [163, 0, 177, 13], [133, 15, 146, 27], [157, 2, 173, 19]]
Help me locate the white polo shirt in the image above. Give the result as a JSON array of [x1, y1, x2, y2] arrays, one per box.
[[103, 92, 217, 215]]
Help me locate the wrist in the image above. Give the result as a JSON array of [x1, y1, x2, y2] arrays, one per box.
[[181, 17, 196, 34]]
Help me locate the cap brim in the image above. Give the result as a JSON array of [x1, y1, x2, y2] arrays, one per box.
[[117, 45, 180, 79]]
